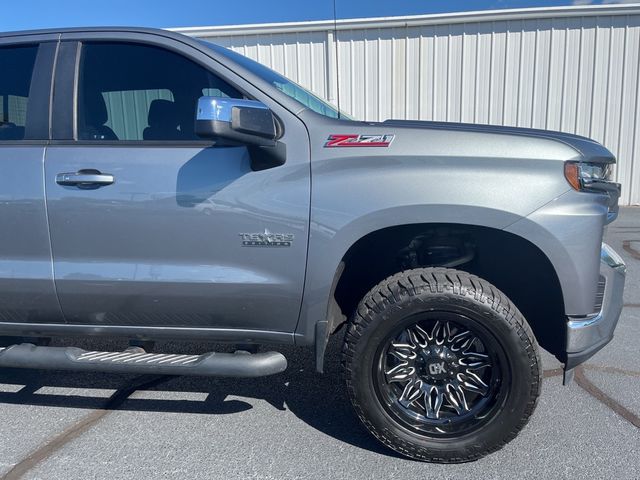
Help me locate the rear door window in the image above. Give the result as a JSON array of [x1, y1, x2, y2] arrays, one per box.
[[0, 45, 38, 141]]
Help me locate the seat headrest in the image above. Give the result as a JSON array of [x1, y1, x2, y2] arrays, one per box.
[[148, 99, 178, 129], [82, 91, 109, 126]]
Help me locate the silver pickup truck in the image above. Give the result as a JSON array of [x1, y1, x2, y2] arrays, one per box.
[[0, 27, 626, 462]]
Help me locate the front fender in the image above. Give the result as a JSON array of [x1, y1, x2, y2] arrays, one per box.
[[296, 148, 573, 347], [505, 189, 609, 316]]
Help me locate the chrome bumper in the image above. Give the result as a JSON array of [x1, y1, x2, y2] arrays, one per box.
[[565, 243, 626, 371]]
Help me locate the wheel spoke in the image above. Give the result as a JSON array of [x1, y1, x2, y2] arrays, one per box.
[[444, 321, 453, 342], [408, 324, 430, 347], [424, 385, 444, 419], [399, 379, 423, 407], [444, 384, 470, 415], [449, 329, 475, 352], [454, 383, 471, 411], [430, 321, 447, 345], [459, 351, 491, 370], [459, 371, 490, 396], [388, 341, 417, 361], [385, 363, 415, 382]]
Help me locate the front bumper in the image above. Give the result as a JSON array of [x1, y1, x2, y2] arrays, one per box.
[[565, 243, 626, 371]]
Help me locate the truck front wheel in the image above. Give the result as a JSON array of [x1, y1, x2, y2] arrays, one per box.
[[342, 267, 541, 462]]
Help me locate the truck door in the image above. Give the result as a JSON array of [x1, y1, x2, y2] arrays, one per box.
[[0, 36, 63, 326], [43, 37, 310, 338]]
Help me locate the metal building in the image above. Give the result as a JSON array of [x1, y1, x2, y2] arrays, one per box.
[[174, 4, 640, 205]]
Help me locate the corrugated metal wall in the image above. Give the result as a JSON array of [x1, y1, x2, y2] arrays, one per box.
[[178, 5, 640, 205]]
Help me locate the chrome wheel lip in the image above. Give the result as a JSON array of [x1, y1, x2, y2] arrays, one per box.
[[372, 310, 509, 438]]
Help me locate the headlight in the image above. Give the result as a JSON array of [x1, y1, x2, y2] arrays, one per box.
[[564, 162, 612, 191]]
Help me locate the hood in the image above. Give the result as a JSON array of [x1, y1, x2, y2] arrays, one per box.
[[383, 119, 615, 165]]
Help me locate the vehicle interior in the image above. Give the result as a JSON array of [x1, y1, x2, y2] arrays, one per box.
[[77, 42, 243, 142], [0, 44, 38, 141]]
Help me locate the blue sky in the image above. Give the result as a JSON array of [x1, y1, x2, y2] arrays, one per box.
[[0, 0, 633, 31]]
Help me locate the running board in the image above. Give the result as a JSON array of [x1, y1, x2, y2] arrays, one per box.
[[0, 344, 287, 377]]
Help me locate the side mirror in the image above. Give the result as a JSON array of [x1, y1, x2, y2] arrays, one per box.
[[195, 97, 277, 146]]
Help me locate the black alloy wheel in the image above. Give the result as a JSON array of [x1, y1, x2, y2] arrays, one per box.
[[375, 312, 508, 438]]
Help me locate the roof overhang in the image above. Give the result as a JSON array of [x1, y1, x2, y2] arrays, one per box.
[[170, 4, 640, 37]]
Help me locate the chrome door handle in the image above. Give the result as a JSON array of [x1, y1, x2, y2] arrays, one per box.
[[56, 170, 115, 189]]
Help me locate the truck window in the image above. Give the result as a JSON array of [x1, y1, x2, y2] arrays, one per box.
[[202, 41, 353, 120], [77, 42, 243, 141], [0, 45, 38, 141]]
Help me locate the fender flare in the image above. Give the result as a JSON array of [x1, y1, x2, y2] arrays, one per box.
[[299, 204, 566, 372]]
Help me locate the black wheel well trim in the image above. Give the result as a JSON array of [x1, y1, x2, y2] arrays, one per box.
[[315, 260, 345, 373]]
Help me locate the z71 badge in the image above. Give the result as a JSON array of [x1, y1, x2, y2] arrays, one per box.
[[324, 134, 395, 147], [239, 230, 294, 247]]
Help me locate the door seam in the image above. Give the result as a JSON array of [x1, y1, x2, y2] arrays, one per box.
[[42, 145, 65, 323], [42, 35, 66, 323]]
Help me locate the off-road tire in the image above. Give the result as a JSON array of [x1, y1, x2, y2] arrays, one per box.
[[342, 267, 541, 463]]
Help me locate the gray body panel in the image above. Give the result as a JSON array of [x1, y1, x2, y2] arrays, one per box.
[[44, 145, 309, 331], [505, 189, 608, 315], [0, 147, 63, 323]]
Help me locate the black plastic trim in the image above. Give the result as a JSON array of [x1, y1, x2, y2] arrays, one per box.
[[51, 41, 79, 141], [0, 140, 49, 146], [0, 343, 288, 378], [565, 335, 612, 371], [24, 41, 58, 140], [48, 140, 217, 148], [314, 261, 346, 373]]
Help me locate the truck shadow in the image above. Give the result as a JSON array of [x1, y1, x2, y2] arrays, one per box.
[[0, 334, 398, 458]]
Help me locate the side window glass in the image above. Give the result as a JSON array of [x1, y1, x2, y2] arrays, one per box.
[[202, 88, 230, 98], [101, 89, 174, 141], [0, 45, 38, 141], [77, 42, 243, 142]]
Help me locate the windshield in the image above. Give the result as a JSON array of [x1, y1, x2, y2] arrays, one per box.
[[203, 41, 352, 120]]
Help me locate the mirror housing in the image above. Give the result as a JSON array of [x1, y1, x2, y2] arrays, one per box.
[[195, 97, 277, 146]]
